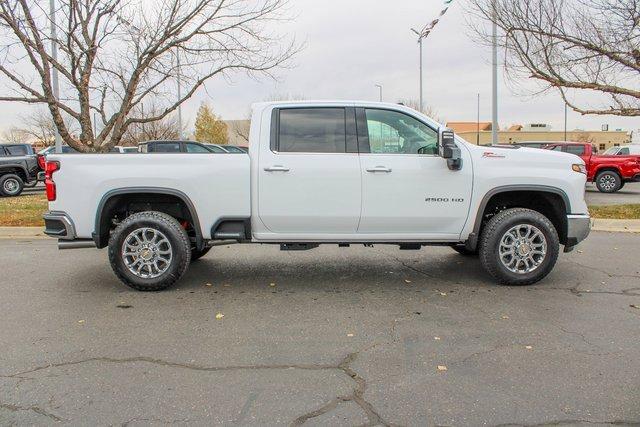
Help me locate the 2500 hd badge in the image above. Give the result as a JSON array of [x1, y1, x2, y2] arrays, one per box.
[[425, 197, 465, 203]]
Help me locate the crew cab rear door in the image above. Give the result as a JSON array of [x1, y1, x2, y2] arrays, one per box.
[[356, 108, 472, 237], [257, 107, 361, 234]]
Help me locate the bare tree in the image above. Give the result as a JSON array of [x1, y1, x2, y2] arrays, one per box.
[[1, 127, 30, 144], [0, 0, 299, 152], [119, 105, 182, 146], [469, 0, 640, 116], [18, 109, 78, 146], [398, 99, 445, 123]]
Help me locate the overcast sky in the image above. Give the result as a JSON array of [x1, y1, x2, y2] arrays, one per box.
[[1, 0, 638, 134]]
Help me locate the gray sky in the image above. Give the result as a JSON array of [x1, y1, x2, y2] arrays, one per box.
[[1, 0, 639, 134]]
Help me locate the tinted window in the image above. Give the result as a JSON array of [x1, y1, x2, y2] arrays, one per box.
[[205, 145, 227, 153], [151, 143, 181, 153], [619, 147, 630, 155], [550, 145, 563, 151], [279, 108, 346, 153], [365, 109, 437, 155], [565, 145, 585, 156], [185, 143, 211, 153], [5, 145, 28, 156]]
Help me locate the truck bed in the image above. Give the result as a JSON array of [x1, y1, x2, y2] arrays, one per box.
[[47, 153, 250, 240]]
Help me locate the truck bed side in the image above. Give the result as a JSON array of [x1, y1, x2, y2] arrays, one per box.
[[47, 153, 250, 240]]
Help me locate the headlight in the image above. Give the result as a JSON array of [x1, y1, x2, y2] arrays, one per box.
[[572, 164, 587, 174]]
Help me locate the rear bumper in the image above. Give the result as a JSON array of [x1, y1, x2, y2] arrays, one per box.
[[565, 214, 591, 251], [43, 211, 76, 240]]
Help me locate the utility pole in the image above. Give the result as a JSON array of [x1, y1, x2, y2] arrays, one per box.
[[477, 93, 481, 146], [491, 1, 499, 145], [176, 50, 183, 140], [375, 84, 383, 102], [50, 0, 62, 153], [411, 29, 425, 112]]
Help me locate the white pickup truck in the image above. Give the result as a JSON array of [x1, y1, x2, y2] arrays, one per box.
[[43, 101, 590, 291]]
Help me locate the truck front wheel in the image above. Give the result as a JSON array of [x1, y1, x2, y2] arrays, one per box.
[[595, 171, 622, 193], [108, 211, 191, 291], [479, 208, 559, 286]]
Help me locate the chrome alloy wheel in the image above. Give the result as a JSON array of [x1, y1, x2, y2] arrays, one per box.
[[122, 228, 173, 279], [499, 224, 547, 274], [598, 174, 617, 191], [3, 178, 19, 194]]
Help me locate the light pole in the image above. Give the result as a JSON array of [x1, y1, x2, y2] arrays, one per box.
[[411, 28, 425, 112], [491, 1, 499, 145], [49, 0, 62, 153], [477, 93, 481, 146], [375, 84, 383, 102], [176, 49, 183, 140]]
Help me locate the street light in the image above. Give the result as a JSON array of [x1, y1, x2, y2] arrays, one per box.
[[375, 84, 383, 102], [410, 28, 425, 112], [491, 0, 499, 145]]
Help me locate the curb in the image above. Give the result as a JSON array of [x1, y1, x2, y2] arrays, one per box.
[[0, 220, 639, 240]]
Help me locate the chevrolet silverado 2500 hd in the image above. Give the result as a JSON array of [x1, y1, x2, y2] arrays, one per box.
[[43, 101, 591, 291]]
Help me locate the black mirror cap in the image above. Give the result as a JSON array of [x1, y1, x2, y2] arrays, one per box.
[[439, 128, 456, 159]]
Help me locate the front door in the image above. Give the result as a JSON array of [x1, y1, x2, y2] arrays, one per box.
[[257, 107, 361, 235], [358, 108, 473, 238]]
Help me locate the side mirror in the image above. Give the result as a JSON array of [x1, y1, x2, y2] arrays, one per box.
[[439, 128, 463, 171]]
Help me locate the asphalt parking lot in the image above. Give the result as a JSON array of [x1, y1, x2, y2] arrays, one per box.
[[1, 232, 639, 426], [586, 183, 640, 206]]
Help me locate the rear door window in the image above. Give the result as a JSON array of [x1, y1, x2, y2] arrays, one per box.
[[278, 108, 346, 153], [565, 145, 585, 156], [5, 145, 28, 156], [185, 143, 212, 153]]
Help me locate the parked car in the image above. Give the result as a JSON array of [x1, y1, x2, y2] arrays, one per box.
[[43, 101, 591, 291], [114, 146, 138, 154], [223, 145, 248, 153], [203, 144, 230, 153], [602, 145, 640, 156], [139, 140, 224, 153], [39, 145, 79, 155], [544, 142, 640, 193], [511, 141, 553, 149], [0, 143, 42, 196]]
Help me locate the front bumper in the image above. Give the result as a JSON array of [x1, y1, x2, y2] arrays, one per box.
[[565, 214, 591, 251]]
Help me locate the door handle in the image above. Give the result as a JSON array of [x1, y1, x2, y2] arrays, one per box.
[[366, 166, 392, 173], [264, 165, 290, 172]]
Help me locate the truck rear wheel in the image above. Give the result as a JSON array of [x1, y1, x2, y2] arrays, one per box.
[[108, 211, 191, 291], [595, 171, 622, 193], [479, 208, 559, 286], [0, 174, 24, 197]]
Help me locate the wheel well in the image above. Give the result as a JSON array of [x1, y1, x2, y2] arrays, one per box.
[[95, 191, 202, 249], [0, 168, 27, 181], [594, 167, 621, 177], [476, 191, 568, 245]]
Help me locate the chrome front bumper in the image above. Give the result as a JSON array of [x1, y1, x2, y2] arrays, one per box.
[[565, 214, 591, 251]]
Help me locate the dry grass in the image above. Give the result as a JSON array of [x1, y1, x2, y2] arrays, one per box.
[[0, 193, 638, 227], [589, 204, 640, 220], [0, 193, 48, 226]]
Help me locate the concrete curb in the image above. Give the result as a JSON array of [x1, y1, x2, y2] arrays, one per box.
[[1, 220, 639, 240]]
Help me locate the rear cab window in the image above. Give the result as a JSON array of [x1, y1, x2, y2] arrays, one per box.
[[276, 108, 347, 153]]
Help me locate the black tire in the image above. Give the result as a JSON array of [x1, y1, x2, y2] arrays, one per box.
[[0, 174, 24, 197], [595, 171, 622, 193], [451, 244, 478, 256], [479, 208, 559, 286], [191, 247, 211, 262], [619, 181, 626, 190], [108, 211, 191, 291]]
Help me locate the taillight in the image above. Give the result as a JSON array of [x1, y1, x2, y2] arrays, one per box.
[[45, 161, 60, 201], [37, 154, 46, 170]]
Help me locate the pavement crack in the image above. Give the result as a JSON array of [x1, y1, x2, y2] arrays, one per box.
[[290, 351, 395, 427], [6, 353, 394, 427], [566, 260, 640, 281], [0, 402, 64, 422]]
